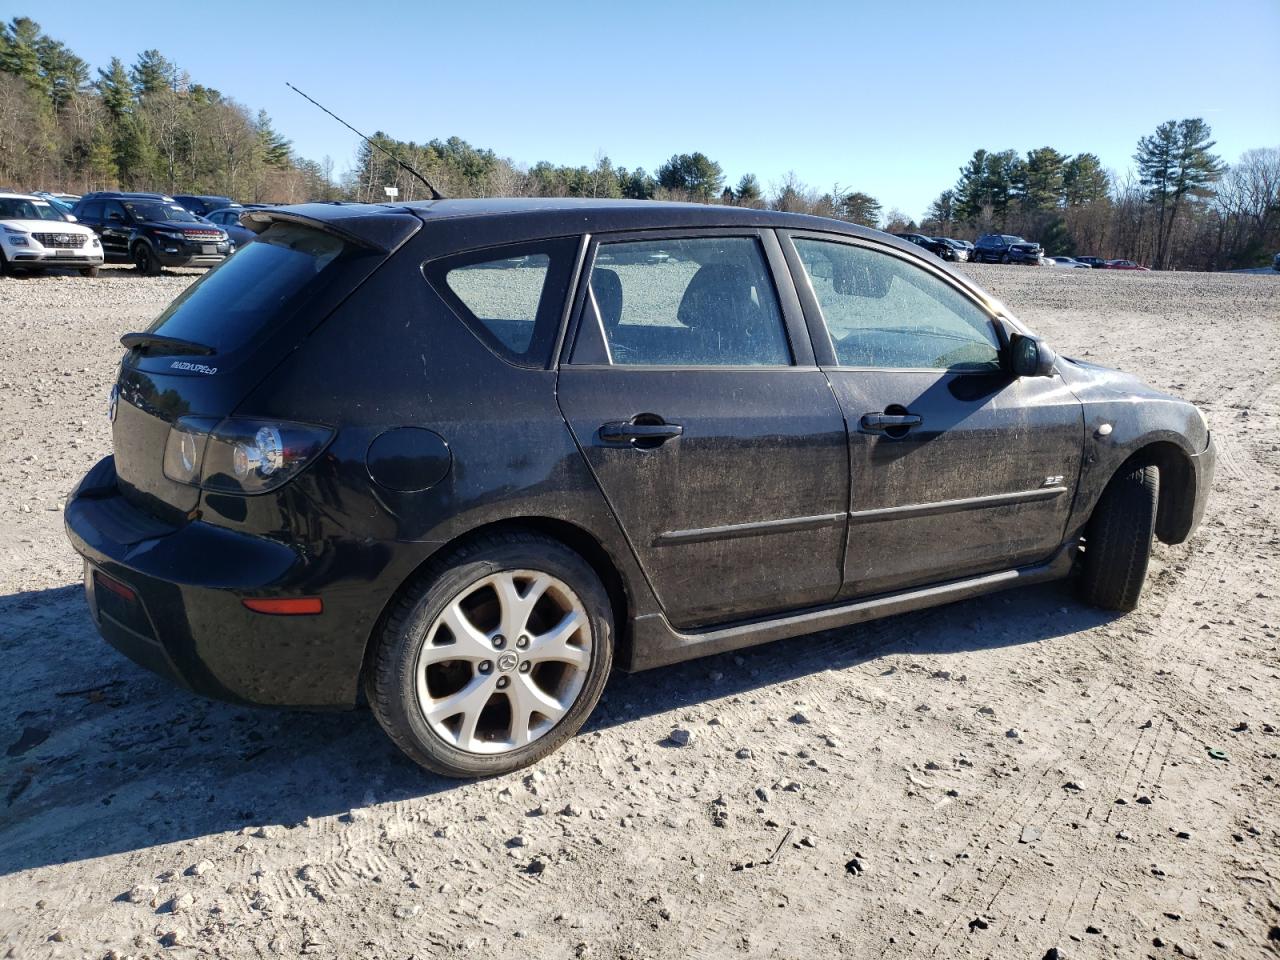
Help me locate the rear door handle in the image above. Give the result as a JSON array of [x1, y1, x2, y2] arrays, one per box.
[[599, 418, 684, 446], [859, 412, 923, 433]]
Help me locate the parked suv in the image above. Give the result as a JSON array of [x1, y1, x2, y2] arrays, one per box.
[[173, 194, 237, 217], [73, 192, 231, 274], [64, 199, 1215, 777], [0, 192, 104, 276], [894, 232, 958, 261], [973, 234, 1043, 264]]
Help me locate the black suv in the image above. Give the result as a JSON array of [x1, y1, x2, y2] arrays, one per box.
[[73, 192, 231, 274], [894, 232, 959, 261], [64, 199, 1214, 777], [173, 194, 237, 217], [973, 234, 1043, 264]]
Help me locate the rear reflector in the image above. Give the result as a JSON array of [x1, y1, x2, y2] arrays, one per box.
[[241, 597, 323, 616], [95, 571, 137, 602]]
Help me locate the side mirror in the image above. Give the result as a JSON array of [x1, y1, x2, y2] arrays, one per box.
[[1009, 332, 1057, 377]]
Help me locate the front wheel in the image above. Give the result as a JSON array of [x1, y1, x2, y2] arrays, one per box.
[[80, 266, 100, 278], [367, 531, 614, 777], [1000, 252, 1011, 264], [1077, 464, 1158, 612], [133, 243, 161, 276]]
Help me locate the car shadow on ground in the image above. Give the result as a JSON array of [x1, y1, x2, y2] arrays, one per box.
[[0, 578, 1114, 876]]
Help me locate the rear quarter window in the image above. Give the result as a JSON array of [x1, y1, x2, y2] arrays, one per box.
[[424, 238, 581, 368]]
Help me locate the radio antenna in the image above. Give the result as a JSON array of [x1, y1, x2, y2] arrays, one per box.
[[286, 82, 444, 201]]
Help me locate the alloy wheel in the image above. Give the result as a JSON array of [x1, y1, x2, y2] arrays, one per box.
[[414, 569, 592, 754]]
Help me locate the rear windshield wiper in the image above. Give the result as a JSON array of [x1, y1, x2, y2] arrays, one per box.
[[120, 332, 216, 357]]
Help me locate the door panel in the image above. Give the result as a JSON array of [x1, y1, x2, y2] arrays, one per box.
[[826, 369, 1082, 597], [556, 230, 846, 629], [779, 231, 1084, 598], [559, 367, 849, 627]]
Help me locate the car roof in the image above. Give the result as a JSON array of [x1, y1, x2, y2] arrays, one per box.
[[259, 196, 916, 253], [81, 191, 174, 200]]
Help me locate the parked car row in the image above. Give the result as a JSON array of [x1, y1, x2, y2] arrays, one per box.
[[893, 230, 1155, 270], [0, 188, 270, 278]]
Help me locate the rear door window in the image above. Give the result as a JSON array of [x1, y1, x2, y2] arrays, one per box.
[[425, 238, 580, 368], [142, 222, 356, 354], [577, 236, 791, 366]]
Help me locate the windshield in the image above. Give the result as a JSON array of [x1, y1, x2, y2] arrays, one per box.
[[125, 201, 202, 223], [144, 223, 351, 354], [0, 198, 67, 222]]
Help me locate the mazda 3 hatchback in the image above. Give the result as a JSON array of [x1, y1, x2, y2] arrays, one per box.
[[65, 199, 1214, 777]]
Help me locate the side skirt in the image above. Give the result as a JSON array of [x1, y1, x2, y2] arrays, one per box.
[[625, 545, 1077, 671]]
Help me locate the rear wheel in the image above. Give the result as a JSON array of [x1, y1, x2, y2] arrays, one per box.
[[368, 531, 614, 777], [133, 242, 161, 276], [1077, 464, 1158, 612], [1000, 252, 1011, 264]]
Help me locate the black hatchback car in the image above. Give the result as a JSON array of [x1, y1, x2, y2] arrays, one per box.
[[65, 199, 1214, 777], [73, 192, 231, 274]]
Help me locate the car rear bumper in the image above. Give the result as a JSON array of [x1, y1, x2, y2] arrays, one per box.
[[64, 456, 372, 708]]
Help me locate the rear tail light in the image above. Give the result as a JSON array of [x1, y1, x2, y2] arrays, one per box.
[[163, 417, 333, 494]]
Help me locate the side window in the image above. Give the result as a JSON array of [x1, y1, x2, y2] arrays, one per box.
[[581, 236, 791, 366], [425, 238, 579, 367], [79, 201, 103, 221], [105, 201, 127, 222], [793, 238, 1002, 372]]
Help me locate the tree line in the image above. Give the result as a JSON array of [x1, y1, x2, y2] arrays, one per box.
[[2, 16, 1275, 270]]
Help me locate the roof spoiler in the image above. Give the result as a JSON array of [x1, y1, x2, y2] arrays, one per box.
[[239, 205, 421, 254]]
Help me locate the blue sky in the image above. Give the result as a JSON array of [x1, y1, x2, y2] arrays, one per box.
[[20, 1, 1280, 216]]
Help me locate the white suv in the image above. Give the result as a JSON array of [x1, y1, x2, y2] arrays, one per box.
[[0, 192, 105, 277]]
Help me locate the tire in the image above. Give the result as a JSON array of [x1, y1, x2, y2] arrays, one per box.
[[1000, 252, 1011, 264], [80, 266, 100, 278], [133, 242, 161, 276], [0, 251, 15, 277], [367, 531, 614, 778], [1077, 464, 1158, 612]]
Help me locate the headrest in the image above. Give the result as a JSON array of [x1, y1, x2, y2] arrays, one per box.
[[676, 263, 758, 331], [592, 267, 623, 331]]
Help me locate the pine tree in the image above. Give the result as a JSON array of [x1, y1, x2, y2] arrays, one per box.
[[0, 17, 42, 88], [95, 57, 132, 119], [256, 110, 292, 168], [840, 191, 882, 227], [1017, 147, 1066, 213], [656, 152, 724, 201], [1062, 153, 1108, 206], [735, 173, 762, 205], [1136, 118, 1224, 268], [130, 49, 177, 97]]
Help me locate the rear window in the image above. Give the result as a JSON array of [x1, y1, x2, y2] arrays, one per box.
[[143, 223, 352, 354], [424, 238, 581, 367]]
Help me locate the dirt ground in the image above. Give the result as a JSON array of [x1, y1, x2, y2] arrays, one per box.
[[1, 263, 1277, 959]]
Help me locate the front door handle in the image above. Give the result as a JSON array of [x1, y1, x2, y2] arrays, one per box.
[[599, 417, 684, 446], [859, 412, 923, 433]]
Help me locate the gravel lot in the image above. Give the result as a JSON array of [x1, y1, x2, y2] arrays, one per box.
[[1, 263, 1278, 959]]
